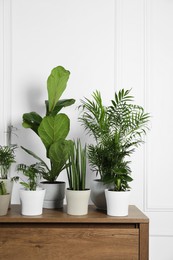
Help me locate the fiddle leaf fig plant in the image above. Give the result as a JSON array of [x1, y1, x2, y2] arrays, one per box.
[[22, 66, 75, 182]]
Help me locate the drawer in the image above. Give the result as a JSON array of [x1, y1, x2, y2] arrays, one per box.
[[0, 225, 139, 260]]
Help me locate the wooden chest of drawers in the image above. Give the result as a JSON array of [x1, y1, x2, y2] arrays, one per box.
[[0, 205, 149, 260]]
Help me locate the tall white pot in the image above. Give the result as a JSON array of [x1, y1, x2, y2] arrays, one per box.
[[105, 189, 130, 216], [90, 179, 114, 210], [19, 188, 46, 216], [66, 189, 91, 216], [40, 181, 65, 209]]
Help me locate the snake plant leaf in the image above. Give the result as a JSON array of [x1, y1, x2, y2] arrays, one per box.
[[38, 113, 70, 153], [47, 66, 70, 113], [48, 139, 74, 181], [22, 112, 42, 135], [45, 98, 75, 116]]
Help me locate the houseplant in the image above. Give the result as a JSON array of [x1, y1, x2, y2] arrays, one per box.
[[0, 144, 17, 179], [16, 162, 46, 216], [66, 139, 90, 215], [0, 144, 17, 206], [0, 181, 10, 216], [21, 66, 75, 208], [79, 89, 150, 214]]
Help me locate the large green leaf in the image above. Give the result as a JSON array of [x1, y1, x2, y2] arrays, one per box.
[[22, 112, 42, 135], [20, 146, 50, 171], [38, 113, 70, 152], [45, 98, 75, 116], [48, 139, 74, 181], [47, 66, 70, 112]]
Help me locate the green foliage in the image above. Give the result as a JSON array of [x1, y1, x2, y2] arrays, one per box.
[[79, 89, 150, 191], [16, 162, 45, 191], [66, 139, 87, 190], [0, 181, 7, 195], [48, 139, 74, 182], [38, 114, 70, 155], [47, 66, 70, 113], [22, 112, 42, 135], [21, 139, 74, 183], [22, 66, 75, 181], [0, 145, 17, 179]]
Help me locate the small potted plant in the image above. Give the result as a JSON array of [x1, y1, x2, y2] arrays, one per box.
[[0, 144, 17, 205], [0, 181, 11, 216], [21, 66, 75, 208], [79, 89, 150, 214], [0, 144, 17, 179], [65, 139, 90, 216], [16, 162, 46, 216]]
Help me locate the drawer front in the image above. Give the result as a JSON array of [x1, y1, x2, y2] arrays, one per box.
[[0, 226, 139, 260]]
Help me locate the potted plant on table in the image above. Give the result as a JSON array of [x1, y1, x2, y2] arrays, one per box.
[[0, 144, 17, 206], [65, 139, 90, 216], [21, 66, 75, 208], [79, 89, 150, 215], [0, 181, 11, 216], [16, 162, 46, 216]]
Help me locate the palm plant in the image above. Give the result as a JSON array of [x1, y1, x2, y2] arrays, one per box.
[[16, 162, 45, 191], [79, 89, 150, 191], [0, 145, 17, 179], [66, 139, 87, 190]]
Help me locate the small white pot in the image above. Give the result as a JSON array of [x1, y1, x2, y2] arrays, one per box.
[[0, 179, 13, 208], [19, 188, 46, 216], [0, 194, 10, 216], [66, 189, 91, 216], [105, 189, 130, 216]]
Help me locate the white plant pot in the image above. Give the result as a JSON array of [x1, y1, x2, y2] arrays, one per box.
[[40, 181, 65, 209], [0, 194, 10, 216], [0, 179, 13, 208], [66, 189, 91, 216], [90, 179, 114, 210], [105, 189, 130, 216], [19, 188, 46, 216]]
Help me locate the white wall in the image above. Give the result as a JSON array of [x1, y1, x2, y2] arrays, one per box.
[[1, 0, 173, 259]]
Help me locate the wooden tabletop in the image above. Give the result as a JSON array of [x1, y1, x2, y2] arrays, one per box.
[[0, 205, 149, 224]]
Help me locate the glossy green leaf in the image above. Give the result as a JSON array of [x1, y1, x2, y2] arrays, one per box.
[[22, 112, 42, 135], [47, 66, 70, 112], [48, 139, 73, 181], [45, 98, 75, 116], [38, 114, 70, 152]]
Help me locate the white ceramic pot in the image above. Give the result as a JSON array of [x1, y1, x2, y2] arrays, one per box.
[[66, 189, 91, 216], [0, 179, 13, 208], [40, 181, 65, 209], [90, 179, 114, 210], [105, 189, 130, 216], [19, 188, 46, 216], [0, 194, 10, 216]]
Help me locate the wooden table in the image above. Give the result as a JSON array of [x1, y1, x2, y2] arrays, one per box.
[[0, 205, 149, 260]]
